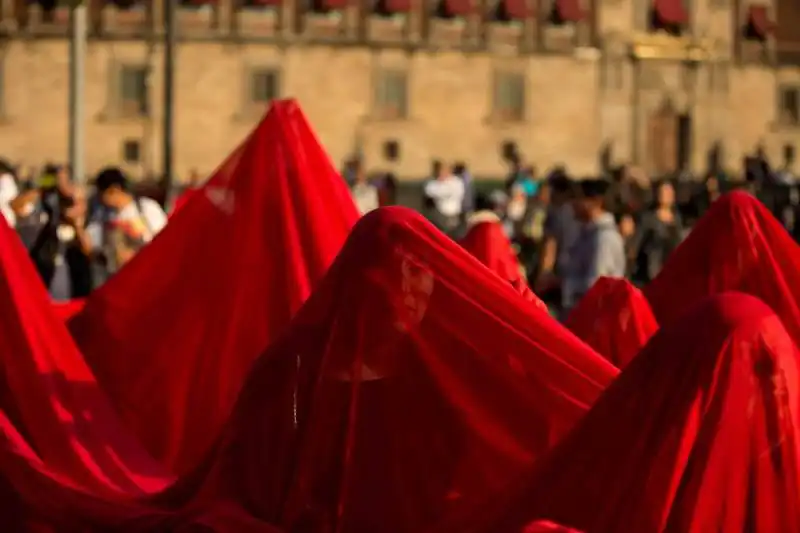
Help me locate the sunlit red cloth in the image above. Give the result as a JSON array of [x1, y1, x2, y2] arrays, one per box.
[[51, 298, 86, 322], [69, 99, 359, 475], [646, 191, 800, 345], [0, 214, 168, 499], [524, 521, 583, 533], [148, 207, 616, 532], [565, 277, 658, 368], [436, 292, 800, 533]]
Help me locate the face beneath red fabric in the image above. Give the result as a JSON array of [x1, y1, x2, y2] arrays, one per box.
[[565, 277, 658, 369], [450, 291, 800, 533], [646, 191, 800, 348], [161, 206, 616, 533]]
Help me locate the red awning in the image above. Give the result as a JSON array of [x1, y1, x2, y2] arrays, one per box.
[[381, 0, 411, 13], [654, 0, 688, 25], [317, 0, 348, 10], [440, 0, 472, 17], [555, 0, 584, 21], [500, 0, 531, 19], [747, 5, 775, 37]]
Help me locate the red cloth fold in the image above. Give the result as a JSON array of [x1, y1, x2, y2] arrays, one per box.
[[0, 215, 169, 499], [152, 206, 616, 532], [69, 99, 359, 475], [565, 277, 658, 368], [51, 298, 86, 322], [646, 191, 800, 347], [434, 292, 800, 532]]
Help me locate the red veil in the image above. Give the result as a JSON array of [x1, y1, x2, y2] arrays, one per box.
[[0, 215, 168, 505], [646, 191, 800, 344], [68, 99, 359, 474], [461, 217, 525, 287], [565, 277, 658, 368], [441, 292, 800, 533], [152, 207, 616, 533]]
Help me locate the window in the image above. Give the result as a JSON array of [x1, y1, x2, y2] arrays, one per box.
[[123, 139, 141, 163], [374, 69, 408, 119], [779, 86, 800, 125], [118, 65, 148, 116], [492, 71, 525, 121], [249, 69, 280, 104]]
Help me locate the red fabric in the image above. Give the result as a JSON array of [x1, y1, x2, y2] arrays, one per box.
[[554, 0, 584, 21], [524, 522, 583, 533], [565, 277, 658, 368], [318, 0, 348, 10], [499, 0, 531, 19], [654, 0, 687, 24], [169, 187, 200, 218], [460, 219, 528, 292], [646, 191, 800, 349], [748, 5, 775, 37], [151, 207, 616, 532], [0, 216, 169, 498], [435, 292, 800, 532], [69, 99, 359, 475], [51, 298, 86, 322], [441, 0, 472, 16], [381, 0, 411, 12]]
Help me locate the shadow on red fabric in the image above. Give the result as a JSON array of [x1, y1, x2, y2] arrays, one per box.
[[68, 99, 360, 475], [437, 292, 800, 533], [148, 206, 616, 533], [0, 214, 168, 502], [51, 298, 86, 323], [565, 277, 658, 368], [646, 191, 800, 345]]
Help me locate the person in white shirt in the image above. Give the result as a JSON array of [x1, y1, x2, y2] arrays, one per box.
[[0, 160, 19, 227], [349, 161, 380, 215], [424, 161, 465, 234], [86, 167, 167, 276]]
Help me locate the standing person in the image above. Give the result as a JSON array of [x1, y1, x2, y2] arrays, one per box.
[[350, 161, 379, 215], [423, 160, 465, 234], [11, 165, 93, 299], [631, 180, 684, 284], [453, 162, 475, 218], [535, 172, 577, 306], [87, 167, 167, 278], [561, 178, 626, 316]]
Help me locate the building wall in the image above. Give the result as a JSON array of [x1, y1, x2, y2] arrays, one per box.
[[0, 0, 795, 183]]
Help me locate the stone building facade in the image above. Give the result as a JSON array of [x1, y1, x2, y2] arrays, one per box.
[[0, 0, 795, 181]]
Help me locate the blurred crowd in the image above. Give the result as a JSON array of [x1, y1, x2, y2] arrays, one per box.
[[347, 150, 800, 317]]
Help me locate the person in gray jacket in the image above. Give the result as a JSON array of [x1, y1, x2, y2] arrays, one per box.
[[561, 178, 626, 315]]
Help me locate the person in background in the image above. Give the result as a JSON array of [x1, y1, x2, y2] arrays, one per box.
[[350, 160, 379, 215], [535, 171, 577, 308], [453, 162, 475, 219], [505, 183, 530, 238], [0, 159, 19, 227], [87, 167, 167, 277], [561, 178, 626, 316], [515, 166, 540, 198], [616, 208, 638, 280], [423, 160, 465, 234], [631, 180, 683, 284], [377, 171, 398, 207], [11, 165, 92, 299]]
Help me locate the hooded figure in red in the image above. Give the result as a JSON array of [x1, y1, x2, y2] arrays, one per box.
[[438, 292, 800, 533], [646, 191, 800, 345], [0, 213, 168, 505], [565, 277, 658, 368], [68, 100, 360, 475], [145, 206, 616, 533]]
